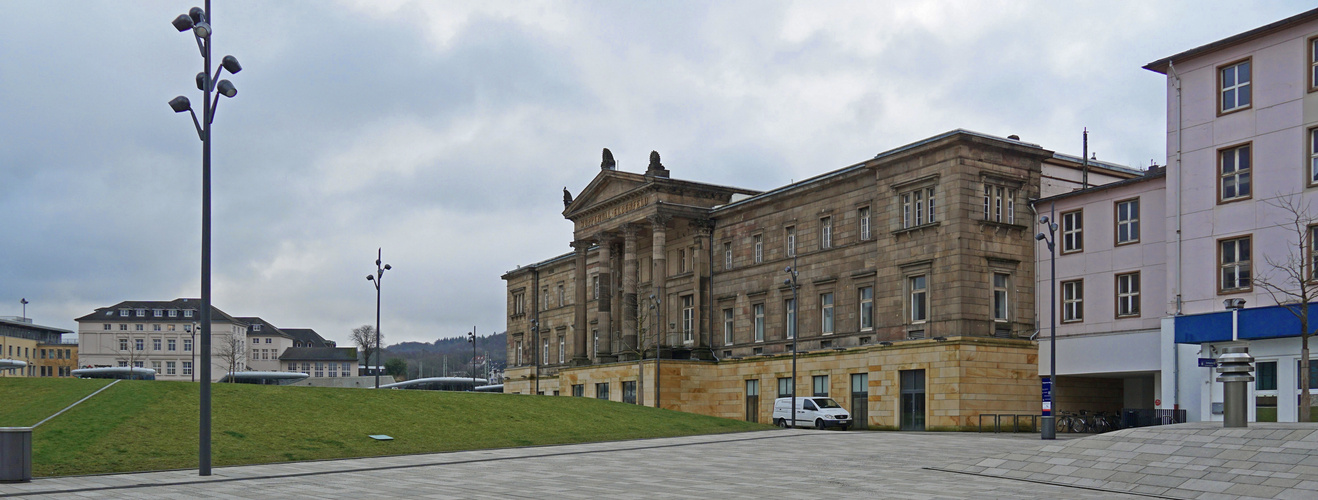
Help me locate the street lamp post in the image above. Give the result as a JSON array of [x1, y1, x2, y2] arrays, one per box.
[[1035, 207, 1059, 440], [169, 1, 242, 476], [530, 319, 539, 394], [467, 328, 478, 389], [20, 298, 28, 322], [785, 256, 800, 428], [366, 249, 391, 389], [651, 295, 661, 408]]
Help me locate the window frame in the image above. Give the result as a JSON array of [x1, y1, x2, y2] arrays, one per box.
[[1218, 142, 1253, 203], [681, 295, 694, 342], [724, 242, 733, 270], [859, 206, 871, 240], [784, 297, 796, 340], [753, 303, 765, 342], [1309, 224, 1318, 283], [1309, 127, 1318, 188], [992, 273, 1011, 322], [753, 234, 763, 263], [785, 226, 796, 257], [1218, 235, 1253, 293], [1310, 36, 1318, 93], [1060, 209, 1083, 254], [859, 286, 874, 331], [1218, 57, 1252, 115], [820, 292, 834, 335], [723, 308, 734, 346], [820, 216, 832, 249], [908, 275, 928, 324], [1061, 279, 1084, 323], [1115, 271, 1141, 318], [1114, 197, 1140, 246]]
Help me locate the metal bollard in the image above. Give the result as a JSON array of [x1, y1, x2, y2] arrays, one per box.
[[0, 427, 32, 483], [1216, 346, 1255, 428]]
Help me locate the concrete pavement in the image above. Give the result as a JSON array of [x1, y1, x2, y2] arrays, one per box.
[[1, 429, 1147, 499]]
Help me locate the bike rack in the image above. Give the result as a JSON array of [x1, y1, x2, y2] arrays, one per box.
[[977, 414, 1000, 433]]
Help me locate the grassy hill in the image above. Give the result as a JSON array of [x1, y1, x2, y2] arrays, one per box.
[[0, 378, 769, 477]]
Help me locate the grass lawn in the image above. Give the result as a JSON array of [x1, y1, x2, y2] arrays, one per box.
[[0, 378, 770, 476], [0, 378, 112, 426]]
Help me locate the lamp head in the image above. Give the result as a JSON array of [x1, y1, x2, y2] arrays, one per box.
[[376, 259, 381, 266], [383, 264, 391, 270], [1039, 215, 1049, 224], [188, 7, 206, 24], [192, 21, 211, 38], [221, 55, 242, 74], [1035, 233, 1046, 241], [169, 96, 192, 113], [366, 275, 374, 281], [784, 279, 791, 286], [172, 14, 194, 32], [195, 72, 208, 91], [217, 79, 237, 98]]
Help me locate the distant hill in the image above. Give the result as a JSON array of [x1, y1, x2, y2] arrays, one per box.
[[380, 331, 506, 379]]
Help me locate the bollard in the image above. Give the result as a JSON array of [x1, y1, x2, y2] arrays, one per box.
[[0, 427, 32, 483], [1216, 346, 1254, 428]]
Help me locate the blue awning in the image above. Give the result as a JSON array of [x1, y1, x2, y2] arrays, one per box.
[[1175, 304, 1318, 344]]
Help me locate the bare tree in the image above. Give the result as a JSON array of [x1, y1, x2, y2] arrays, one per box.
[[351, 325, 379, 369], [1253, 195, 1317, 422], [611, 296, 661, 406], [116, 335, 147, 374], [213, 333, 246, 381]]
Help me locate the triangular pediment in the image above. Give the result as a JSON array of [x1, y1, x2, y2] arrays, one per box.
[[563, 170, 651, 219]]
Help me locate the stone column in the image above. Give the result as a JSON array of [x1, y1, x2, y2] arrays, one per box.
[[595, 232, 616, 363], [571, 240, 590, 366], [650, 214, 670, 355], [621, 224, 639, 361], [691, 219, 715, 360]]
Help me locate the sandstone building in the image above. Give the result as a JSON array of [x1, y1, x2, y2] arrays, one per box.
[[503, 130, 1138, 430]]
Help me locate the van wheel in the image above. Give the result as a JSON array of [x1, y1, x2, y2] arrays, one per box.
[[773, 418, 783, 428], [815, 419, 825, 430]]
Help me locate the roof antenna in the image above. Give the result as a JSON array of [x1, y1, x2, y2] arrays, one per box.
[[1082, 128, 1089, 190]]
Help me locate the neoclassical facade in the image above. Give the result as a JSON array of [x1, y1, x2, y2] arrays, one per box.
[[504, 130, 1138, 429]]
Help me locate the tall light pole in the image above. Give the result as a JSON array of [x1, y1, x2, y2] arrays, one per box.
[[20, 298, 28, 322], [1035, 206, 1058, 440], [169, 2, 242, 477], [651, 295, 661, 408], [785, 256, 799, 428], [530, 319, 539, 394], [366, 249, 391, 389], [467, 328, 477, 389]]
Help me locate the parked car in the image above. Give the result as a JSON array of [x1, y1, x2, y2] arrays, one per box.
[[772, 397, 852, 430]]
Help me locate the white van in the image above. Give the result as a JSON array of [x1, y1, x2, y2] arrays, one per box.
[[772, 397, 852, 430]]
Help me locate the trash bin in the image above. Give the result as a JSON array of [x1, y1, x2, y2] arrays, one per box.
[[0, 427, 32, 483]]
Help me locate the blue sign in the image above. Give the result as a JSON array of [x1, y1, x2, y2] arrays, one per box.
[[1041, 376, 1052, 415], [1198, 358, 1217, 368]]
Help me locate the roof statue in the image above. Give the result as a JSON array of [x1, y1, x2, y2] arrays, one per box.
[[645, 150, 669, 178], [563, 187, 573, 208], [601, 148, 616, 170]]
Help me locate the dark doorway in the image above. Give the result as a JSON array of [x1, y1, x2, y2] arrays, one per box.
[[900, 369, 925, 431], [745, 379, 760, 422], [850, 373, 868, 430]]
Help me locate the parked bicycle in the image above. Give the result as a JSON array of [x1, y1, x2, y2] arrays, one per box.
[[1055, 410, 1120, 433]]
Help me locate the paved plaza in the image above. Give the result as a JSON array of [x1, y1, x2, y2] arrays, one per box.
[[2, 428, 1147, 499]]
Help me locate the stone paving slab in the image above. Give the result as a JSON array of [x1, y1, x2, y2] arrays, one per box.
[[1, 430, 1145, 500], [934, 422, 1318, 499]]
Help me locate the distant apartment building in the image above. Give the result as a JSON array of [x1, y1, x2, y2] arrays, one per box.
[[76, 299, 349, 382], [1040, 8, 1318, 424], [1, 316, 74, 378]]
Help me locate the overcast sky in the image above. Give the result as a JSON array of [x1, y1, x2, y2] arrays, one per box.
[[1, 1, 1312, 346]]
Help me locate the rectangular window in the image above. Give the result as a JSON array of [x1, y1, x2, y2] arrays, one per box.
[[982, 185, 1014, 223], [785, 226, 796, 257], [168, 339, 176, 351], [120, 324, 127, 331], [592, 275, 599, 300], [166, 361, 176, 375], [1061, 209, 1083, 253], [168, 309, 177, 318], [724, 242, 733, 269], [820, 216, 832, 249], [753, 235, 763, 263], [1311, 36, 1318, 91], [596, 383, 610, 400], [1062, 279, 1084, 322], [184, 310, 193, 318], [152, 361, 161, 374], [153, 309, 163, 317], [572, 384, 584, 397], [183, 339, 192, 352], [1220, 59, 1251, 113], [1116, 272, 1141, 317], [135, 324, 144, 331], [1257, 361, 1277, 391], [1220, 236, 1252, 292], [558, 285, 565, 307], [992, 273, 1010, 321], [1115, 198, 1140, 245], [135, 339, 144, 351], [1299, 360, 1318, 390], [778, 377, 794, 397], [1311, 225, 1318, 281], [153, 338, 162, 351], [754, 303, 765, 342], [515, 340, 523, 365], [103, 323, 111, 330], [785, 298, 796, 339], [681, 295, 694, 342], [723, 308, 734, 345], [1310, 128, 1318, 186], [909, 275, 927, 323], [543, 339, 550, 365], [812, 375, 828, 397], [859, 206, 871, 240], [622, 381, 636, 404], [859, 287, 873, 330], [119, 338, 128, 351], [182, 361, 193, 376], [677, 249, 687, 273], [1220, 144, 1252, 202], [928, 187, 938, 224], [558, 335, 565, 363], [820, 293, 834, 334], [136, 309, 145, 317]]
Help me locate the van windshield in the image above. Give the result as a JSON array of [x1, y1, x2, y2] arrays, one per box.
[[812, 398, 842, 409]]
